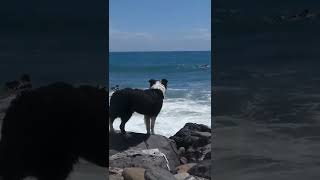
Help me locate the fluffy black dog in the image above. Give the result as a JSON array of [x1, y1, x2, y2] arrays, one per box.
[[0, 82, 108, 180], [109, 79, 168, 135]]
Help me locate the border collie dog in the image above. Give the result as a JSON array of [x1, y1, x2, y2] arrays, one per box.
[[109, 79, 168, 135], [0, 82, 107, 180]]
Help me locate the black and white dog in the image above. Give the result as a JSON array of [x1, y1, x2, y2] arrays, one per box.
[[109, 79, 168, 134]]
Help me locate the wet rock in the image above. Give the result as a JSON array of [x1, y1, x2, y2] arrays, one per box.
[[188, 160, 211, 179]]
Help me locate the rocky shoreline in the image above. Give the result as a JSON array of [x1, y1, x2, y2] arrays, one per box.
[[109, 123, 212, 180], [0, 94, 212, 180]]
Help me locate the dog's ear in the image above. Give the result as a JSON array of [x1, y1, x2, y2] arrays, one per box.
[[161, 79, 168, 83], [161, 79, 168, 88], [148, 79, 156, 87]]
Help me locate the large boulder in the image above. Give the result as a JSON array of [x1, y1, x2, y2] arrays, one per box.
[[109, 149, 170, 170], [109, 132, 180, 172], [170, 123, 211, 149], [170, 123, 211, 163]]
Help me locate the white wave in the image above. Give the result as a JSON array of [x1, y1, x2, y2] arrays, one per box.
[[111, 96, 211, 137], [167, 88, 189, 91]]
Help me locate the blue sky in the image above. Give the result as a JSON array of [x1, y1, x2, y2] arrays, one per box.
[[110, 0, 211, 52]]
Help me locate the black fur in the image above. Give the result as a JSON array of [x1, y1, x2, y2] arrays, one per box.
[[109, 79, 167, 134], [0, 82, 108, 180]]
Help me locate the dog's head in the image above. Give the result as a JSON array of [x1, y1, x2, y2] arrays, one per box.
[[148, 79, 168, 95]]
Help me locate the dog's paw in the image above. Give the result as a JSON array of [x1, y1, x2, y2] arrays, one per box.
[[109, 129, 115, 134]]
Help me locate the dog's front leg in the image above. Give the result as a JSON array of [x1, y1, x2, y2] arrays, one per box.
[[151, 116, 156, 135], [144, 115, 151, 134], [109, 117, 115, 133]]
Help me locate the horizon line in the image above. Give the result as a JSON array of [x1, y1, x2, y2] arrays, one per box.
[[109, 50, 211, 53]]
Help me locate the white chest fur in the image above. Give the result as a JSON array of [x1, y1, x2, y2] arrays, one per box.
[[151, 81, 166, 96]]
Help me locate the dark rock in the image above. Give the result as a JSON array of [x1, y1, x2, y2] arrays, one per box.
[[188, 160, 211, 179], [109, 132, 180, 171], [170, 123, 211, 149], [144, 167, 176, 180], [109, 149, 169, 170], [204, 151, 211, 160], [109, 123, 211, 180], [176, 163, 197, 173], [178, 147, 186, 155], [143, 134, 180, 170], [170, 123, 211, 162], [109, 132, 149, 156], [199, 144, 211, 160]]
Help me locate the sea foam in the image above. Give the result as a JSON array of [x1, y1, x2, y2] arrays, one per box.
[[109, 90, 211, 137]]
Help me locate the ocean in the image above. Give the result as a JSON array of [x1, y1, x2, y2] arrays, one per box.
[[109, 51, 211, 137], [214, 5, 320, 180]]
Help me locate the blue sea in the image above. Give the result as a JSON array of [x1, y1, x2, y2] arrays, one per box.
[[214, 5, 320, 180], [109, 51, 211, 137]]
